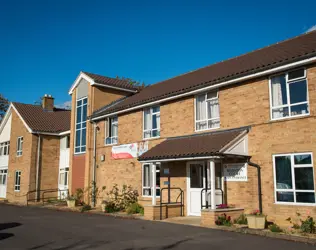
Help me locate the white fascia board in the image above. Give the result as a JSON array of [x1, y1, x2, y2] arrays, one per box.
[[0, 103, 12, 134], [138, 155, 222, 163], [11, 104, 33, 133], [32, 130, 70, 136], [91, 82, 138, 93], [68, 72, 95, 95], [91, 56, 316, 121]]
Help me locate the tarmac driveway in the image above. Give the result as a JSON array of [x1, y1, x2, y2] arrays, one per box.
[[0, 203, 314, 250]]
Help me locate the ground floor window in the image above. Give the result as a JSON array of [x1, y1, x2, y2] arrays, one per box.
[[142, 163, 160, 197], [59, 168, 69, 186], [273, 153, 315, 204], [14, 170, 21, 191], [0, 169, 7, 185]]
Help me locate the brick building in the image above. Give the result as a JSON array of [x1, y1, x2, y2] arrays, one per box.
[[68, 31, 316, 225], [0, 95, 71, 203]]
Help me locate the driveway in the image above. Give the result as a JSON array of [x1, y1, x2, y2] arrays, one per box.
[[0, 203, 314, 250]]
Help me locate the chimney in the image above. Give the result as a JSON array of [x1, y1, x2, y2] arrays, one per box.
[[42, 94, 54, 111]]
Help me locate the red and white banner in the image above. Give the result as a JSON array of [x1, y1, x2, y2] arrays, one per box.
[[111, 143, 138, 159]]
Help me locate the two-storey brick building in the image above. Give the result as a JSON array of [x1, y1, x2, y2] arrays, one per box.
[[69, 31, 316, 225], [0, 95, 71, 203]]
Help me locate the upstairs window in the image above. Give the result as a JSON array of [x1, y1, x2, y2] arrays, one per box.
[[195, 91, 220, 131], [105, 116, 118, 145], [16, 137, 23, 156], [75, 97, 87, 153], [0, 141, 10, 156], [143, 106, 160, 139], [273, 153, 315, 204], [270, 68, 309, 120]]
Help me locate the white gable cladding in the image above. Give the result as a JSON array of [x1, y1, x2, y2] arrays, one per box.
[[0, 113, 11, 143], [76, 78, 88, 100], [225, 135, 248, 156]]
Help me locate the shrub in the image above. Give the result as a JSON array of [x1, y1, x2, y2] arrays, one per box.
[[104, 201, 120, 213], [80, 204, 92, 213], [105, 184, 139, 211], [300, 216, 315, 234], [126, 203, 144, 215], [74, 188, 84, 204], [215, 213, 232, 226], [234, 213, 248, 225], [269, 224, 283, 233]]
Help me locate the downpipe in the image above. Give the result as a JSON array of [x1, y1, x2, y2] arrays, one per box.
[[247, 161, 263, 214]]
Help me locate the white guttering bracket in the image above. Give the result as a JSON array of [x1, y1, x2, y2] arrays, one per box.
[[91, 56, 316, 121]]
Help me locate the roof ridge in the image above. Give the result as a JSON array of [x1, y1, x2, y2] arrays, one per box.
[[82, 71, 129, 83], [145, 31, 316, 88]]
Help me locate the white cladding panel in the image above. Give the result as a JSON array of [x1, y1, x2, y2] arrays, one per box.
[[76, 78, 88, 100], [225, 135, 248, 155], [0, 113, 11, 143]]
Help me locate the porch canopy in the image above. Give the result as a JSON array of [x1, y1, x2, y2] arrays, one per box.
[[138, 127, 253, 209]]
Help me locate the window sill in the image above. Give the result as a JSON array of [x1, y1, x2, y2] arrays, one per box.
[[142, 136, 160, 141], [104, 143, 118, 147], [195, 126, 220, 133], [74, 152, 86, 155], [270, 113, 310, 122], [14, 190, 20, 192], [274, 202, 316, 207]]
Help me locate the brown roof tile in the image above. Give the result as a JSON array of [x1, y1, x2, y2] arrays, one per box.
[[91, 31, 316, 119], [13, 102, 71, 133], [138, 127, 249, 161], [83, 72, 140, 92]]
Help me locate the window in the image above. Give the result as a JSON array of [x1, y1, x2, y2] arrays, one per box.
[[142, 163, 160, 197], [14, 171, 21, 191], [273, 153, 315, 204], [17, 137, 23, 156], [59, 168, 69, 186], [0, 141, 10, 156], [105, 116, 118, 145], [66, 135, 70, 149], [0, 169, 7, 185], [270, 68, 309, 120], [75, 97, 87, 153], [195, 91, 220, 131], [143, 106, 160, 139]]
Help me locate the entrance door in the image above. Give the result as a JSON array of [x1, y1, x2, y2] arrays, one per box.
[[0, 168, 8, 198], [58, 167, 69, 199], [187, 162, 205, 216]]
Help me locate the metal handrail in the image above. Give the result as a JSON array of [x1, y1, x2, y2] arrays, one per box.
[[42, 189, 69, 205], [160, 187, 184, 220], [200, 188, 224, 209], [26, 188, 68, 206]]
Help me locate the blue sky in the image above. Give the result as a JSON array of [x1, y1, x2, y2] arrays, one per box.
[[1, 0, 315, 107]]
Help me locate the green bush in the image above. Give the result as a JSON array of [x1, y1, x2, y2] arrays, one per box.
[[80, 204, 92, 213], [300, 216, 315, 234], [215, 214, 232, 226], [126, 203, 144, 215], [234, 214, 247, 225], [104, 201, 120, 213], [269, 224, 283, 233], [105, 184, 139, 211]]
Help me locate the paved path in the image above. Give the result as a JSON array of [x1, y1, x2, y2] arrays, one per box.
[[0, 204, 314, 250]]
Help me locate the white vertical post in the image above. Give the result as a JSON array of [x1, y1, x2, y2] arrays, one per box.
[[210, 160, 216, 210], [152, 163, 157, 205]]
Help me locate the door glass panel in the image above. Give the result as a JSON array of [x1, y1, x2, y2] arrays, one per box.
[[190, 164, 203, 188]]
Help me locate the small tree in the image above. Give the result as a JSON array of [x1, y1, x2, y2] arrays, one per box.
[[0, 94, 9, 122], [115, 76, 145, 88]]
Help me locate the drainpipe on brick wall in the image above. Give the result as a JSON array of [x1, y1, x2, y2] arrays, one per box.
[[92, 122, 98, 207], [35, 134, 41, 201], [247, 161, 263, 214]]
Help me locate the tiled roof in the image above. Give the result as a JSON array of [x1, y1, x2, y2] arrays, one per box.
[[138, 127, 249, 161], [13, 102, 71, 133], [92, 30, 316, 119], [83, 72, 140, 92]]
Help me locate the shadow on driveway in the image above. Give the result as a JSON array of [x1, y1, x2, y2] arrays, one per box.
[[0, 222, 22, 241]]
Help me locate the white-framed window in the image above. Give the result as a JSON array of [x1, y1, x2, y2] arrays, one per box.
[[142, 163, 160, 197], [75, 97, 87, 153], [14, 170, 21, 191], [143, 106, 160, 139], [0, 141, 10, 156], [16, 137, 23, 156], [269, 68, 309, 120], [195, 91, 220, 131], [105, 116, 118, 145], [59, 167, 69, 186], [0, 169, 8, 185], [273, 153, 315, 205]]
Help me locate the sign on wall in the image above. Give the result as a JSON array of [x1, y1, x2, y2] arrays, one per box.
[[137, 141, 149, 157], [111, 143, 138, 159], [223, 163, 248, 182]]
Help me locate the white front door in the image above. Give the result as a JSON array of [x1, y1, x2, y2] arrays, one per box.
[[187, 162, 205, 216], [0, 168, 8, 198], [58, 167, 69, 199]]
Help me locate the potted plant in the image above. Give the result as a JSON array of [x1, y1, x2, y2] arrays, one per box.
[[101, 200, 108, 212], [66, 196, 76, 208], [246, 210, 266, 229]]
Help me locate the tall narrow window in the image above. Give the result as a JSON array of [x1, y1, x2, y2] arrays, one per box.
[[75, 97, 87, 153], [17, 137, 23, 156], [59, 167, 69, 186], [14, 170, 21, 191], [0, 141, 10, 156], [195, 91, 220, 131], [273, 153, 315, 204], [143, 106, 160, 139], [105, 116, 118, 145], [270, 68, 309, 120], [142, 163, 160, 197]]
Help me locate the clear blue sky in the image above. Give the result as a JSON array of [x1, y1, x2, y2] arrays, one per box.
[[1, 0, 315, 106]]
